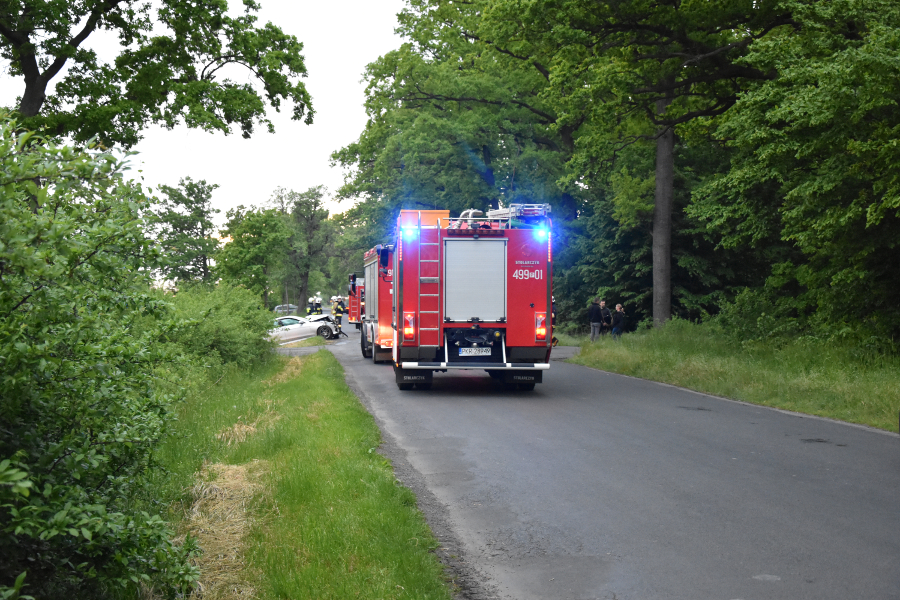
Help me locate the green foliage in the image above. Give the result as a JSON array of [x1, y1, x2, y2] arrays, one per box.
[[332, 0, 578, 226], [149, 177, 220, 283], [609, 168, 655, 228], [712, 288, 805, 345], [336, 0, 900, 346], [269, 186, 334, 309], [216, 205, 290, 306], [166, 283, 275, 369], [0, 117, 198, 598], [3, 0, 314, 148], [692, 0, 900, 339], [573, 318, 900, 432]]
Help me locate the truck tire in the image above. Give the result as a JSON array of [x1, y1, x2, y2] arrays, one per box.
[[360, 326, 372, 358]]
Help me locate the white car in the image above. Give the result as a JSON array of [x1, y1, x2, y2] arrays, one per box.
[[270, 314, 339, 342]]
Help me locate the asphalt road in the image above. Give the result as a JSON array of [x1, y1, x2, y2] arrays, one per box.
[[325, 332, 900, 600]]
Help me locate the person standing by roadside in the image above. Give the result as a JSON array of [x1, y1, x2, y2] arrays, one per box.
[[588, 298, 603, 342], [333, 297, 347, 336], [611, 304, 627, 340], [599, 300, 612, 335]]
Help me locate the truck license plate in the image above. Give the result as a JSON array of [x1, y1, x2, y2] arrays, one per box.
[[459, 347, 491, 356]]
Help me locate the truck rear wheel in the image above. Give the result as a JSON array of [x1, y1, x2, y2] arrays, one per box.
[[360, 326, 372, 358]]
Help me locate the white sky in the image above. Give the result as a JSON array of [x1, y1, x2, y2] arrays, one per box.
[[1, 0, 406, 224]]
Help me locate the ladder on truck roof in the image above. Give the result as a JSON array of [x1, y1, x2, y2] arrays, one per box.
[[485, 203, 551, 219]]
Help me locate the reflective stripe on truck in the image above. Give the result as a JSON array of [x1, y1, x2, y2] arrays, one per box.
[[400, 361, 550, 369]]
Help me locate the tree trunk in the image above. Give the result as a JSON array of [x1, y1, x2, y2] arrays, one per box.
[[652, 93, 675, 327], [19, 77, 47, 118], [299, 271, 310, 316]]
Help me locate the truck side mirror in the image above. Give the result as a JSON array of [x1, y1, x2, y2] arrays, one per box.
[[349, 273, 356, 295], [379, 248, 390, 268]]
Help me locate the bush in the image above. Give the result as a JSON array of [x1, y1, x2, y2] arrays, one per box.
[[712, 288, 804, 344], [0, 119, 198, 599], [165, 283, 275, 369]]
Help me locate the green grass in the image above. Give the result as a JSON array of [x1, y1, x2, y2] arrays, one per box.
[[154, 353, 453, 599], [280, 335, 326, 348], [568, 319, 900, 432], [552, 331, 584, 347]]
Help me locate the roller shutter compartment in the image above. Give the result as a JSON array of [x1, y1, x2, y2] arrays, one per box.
[[443, 238, 507, 322]]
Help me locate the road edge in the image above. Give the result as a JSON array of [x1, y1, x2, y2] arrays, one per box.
[[566, 358, 900, 438], [326, 348, 500, 600]]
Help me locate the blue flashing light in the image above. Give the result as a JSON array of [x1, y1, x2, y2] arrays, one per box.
[[534, 228, 548, 240], [402, 227, 418, 240]]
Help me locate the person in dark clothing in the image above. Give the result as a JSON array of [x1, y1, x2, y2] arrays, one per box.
[[599, 300, 612, 335], [333, 298, 348, 336], [588, 298, 603, 342], [611, 304, 627, 340]]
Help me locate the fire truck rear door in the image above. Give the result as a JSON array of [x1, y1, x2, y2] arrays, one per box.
[[443, 238, 507, 322]]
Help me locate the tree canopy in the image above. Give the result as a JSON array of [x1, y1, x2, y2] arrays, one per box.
[[150, 176, 220, 283], [216, 204, 289, 306], [0, 0, 314, 147], [333, 0, 900, 342]]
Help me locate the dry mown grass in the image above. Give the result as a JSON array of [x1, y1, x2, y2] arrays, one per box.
[[264, 356, 304, 386], [184, 460, 270, 599], [215, 406, 281, 446], [180, 358, 306, 598]]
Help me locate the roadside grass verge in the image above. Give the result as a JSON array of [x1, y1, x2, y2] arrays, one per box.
[[154, 352, 452, 599], [552, 331, 584, 347], [568, 319, 900, 432], [279, 335, 326, 348]]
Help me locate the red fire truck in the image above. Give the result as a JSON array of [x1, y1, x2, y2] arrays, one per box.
[[360, 245, 395, 363], [390, 205, 553, 390], [347, 274, 365, 329]]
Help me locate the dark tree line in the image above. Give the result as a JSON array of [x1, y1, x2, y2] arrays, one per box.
[[333, 0, 900, 343]]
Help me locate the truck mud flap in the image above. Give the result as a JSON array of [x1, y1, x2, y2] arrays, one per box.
[[497, 370, 542, 384], [394, 368, 433, 385]]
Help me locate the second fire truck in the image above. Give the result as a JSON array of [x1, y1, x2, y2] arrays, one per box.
[[360, 245, 395, 363], [347, 274, 365, 330]]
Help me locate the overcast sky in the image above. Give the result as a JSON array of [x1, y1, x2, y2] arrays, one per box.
[[1, 0, 407, 224]]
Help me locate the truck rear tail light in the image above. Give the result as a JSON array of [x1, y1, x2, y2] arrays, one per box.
[[535, 312, 547, 341], [404, 313, 416, 341]]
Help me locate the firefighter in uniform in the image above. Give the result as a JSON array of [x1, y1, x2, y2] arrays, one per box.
[[314, 296, 322, 314], [307, 296, 315, 316], [333, 297, 348, 337]]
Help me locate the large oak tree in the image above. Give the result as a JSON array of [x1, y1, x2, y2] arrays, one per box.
[[0, 0, 313, 147]]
